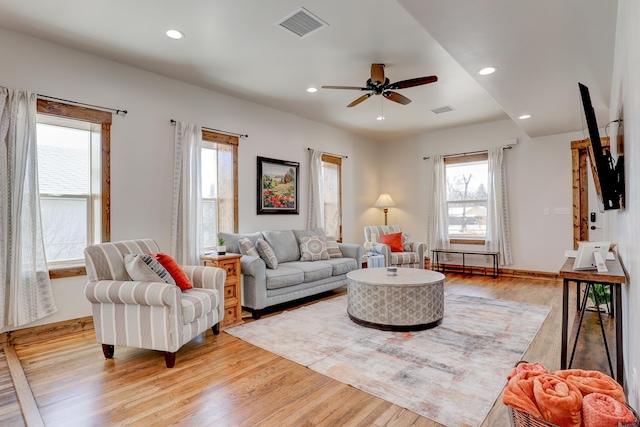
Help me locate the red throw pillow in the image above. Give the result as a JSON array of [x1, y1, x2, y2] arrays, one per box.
[[380, 232, 404, 252], [152, 253, 194, 290]]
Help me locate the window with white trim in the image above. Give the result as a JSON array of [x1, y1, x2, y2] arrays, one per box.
[[445, 154, 488, 241], [321, 154, 342, 241]]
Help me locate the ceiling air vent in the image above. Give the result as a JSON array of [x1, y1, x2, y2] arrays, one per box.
[[276, 7, 328, 38], [431, 105, 455, 114]]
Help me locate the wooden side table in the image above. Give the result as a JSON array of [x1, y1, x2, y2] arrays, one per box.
[[201, 253, 243, 329]]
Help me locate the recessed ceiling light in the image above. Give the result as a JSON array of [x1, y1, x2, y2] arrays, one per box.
[[376, 116, 385, 121], [478, 66, 497, 76], [166, 29, 184, 40], [306, 87, 318, 93], [518, 114, 532, 120]]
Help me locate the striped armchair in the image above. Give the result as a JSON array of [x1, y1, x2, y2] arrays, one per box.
[[84, 239, 226, 368], [364, 225, 426, 269]]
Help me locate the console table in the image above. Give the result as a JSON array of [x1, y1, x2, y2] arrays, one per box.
[[559, 256, 626, 386], [431, 248, 499, 277]]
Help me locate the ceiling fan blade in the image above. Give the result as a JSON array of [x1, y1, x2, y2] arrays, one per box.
[[388, 75, 438, 90], [383, 91, 412, 105], [322, 85, 368, 91], [371, 64, 385, 84], [347, 93, 372, 107]]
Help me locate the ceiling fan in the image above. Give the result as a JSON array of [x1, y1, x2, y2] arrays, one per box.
[[322, 63, 438, 107]]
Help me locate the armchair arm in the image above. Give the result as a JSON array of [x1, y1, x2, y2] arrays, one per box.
[[181, 265, 226, 291], [370, 243, 391, 266], [410, 241, 427, 260], [84, 280, 180, 307]]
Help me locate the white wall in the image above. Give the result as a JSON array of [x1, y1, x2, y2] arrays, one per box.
[[379, 119, 585, 273], [0, 28, 377, 330], [610, 0, 640, 408]]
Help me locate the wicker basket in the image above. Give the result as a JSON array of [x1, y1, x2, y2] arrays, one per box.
[[508, 405, 640, 427]]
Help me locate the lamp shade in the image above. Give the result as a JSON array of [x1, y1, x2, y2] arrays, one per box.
[[374, 194, 396, 208]]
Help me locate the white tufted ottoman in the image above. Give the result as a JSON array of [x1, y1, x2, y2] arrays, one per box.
[[346, 268, 445, 331]]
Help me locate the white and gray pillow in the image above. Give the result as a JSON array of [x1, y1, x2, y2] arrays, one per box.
[[255, 238, 278, 269], [402, 233, 412, 252], [325, 238, 343, 258], [238, 237, 260, 257], [299, 235, 330, 261], [124, 254, 176, 285]]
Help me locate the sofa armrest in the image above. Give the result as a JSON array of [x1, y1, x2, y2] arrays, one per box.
[[84, 280, 180, 307], [240, 255, 266, 277], [337, 243, 365, 264]]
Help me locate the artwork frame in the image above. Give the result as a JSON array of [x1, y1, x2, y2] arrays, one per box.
[[257, 156, 299, 215]]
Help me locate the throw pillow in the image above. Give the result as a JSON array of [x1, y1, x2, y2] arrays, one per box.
[[402, 233, 412, 252], [380, 232, 404, 252], [124, 254, 176, 285], [152, 253, 194, 290], [255, 238, 278, 269], [238, 237, 260, 257], [299, 235, 330, 261], [325, 238, 343, 258]]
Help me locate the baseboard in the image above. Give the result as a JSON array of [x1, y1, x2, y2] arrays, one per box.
[[435, 264, 560, 280], [0, 316, 94, 349]]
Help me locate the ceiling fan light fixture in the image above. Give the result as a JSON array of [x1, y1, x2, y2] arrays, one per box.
[[376, 116, 385, 121], [165, 29, 184, 40], [478, 66, 497, 76]]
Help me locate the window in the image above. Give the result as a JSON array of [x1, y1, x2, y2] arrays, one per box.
[[445, 154, 488, 243], [201, 130, 238, 250], [36, 99, 111, 278], [321, 154, 342, 241]]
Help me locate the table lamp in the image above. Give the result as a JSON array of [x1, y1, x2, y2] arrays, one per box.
[[374, 194, 396, 225]]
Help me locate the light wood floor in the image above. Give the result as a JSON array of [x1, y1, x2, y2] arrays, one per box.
[[0, 273, 613, 427]]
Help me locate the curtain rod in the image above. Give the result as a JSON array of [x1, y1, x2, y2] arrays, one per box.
[[170, 119, 248, 138], [37, 94, 127, 116], [306, 147, 348, 159], [422, 145, 512, 160]]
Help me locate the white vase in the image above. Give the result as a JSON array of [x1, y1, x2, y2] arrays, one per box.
[[217, 245, 226, 255]]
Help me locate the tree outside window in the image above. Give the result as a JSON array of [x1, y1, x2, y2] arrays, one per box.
[[445, 157, 488, 240]]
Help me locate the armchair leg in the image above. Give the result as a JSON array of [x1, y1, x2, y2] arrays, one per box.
[[212, 323, 220, 335], [102, 344, 114, 359], [165, 352, 176, 368]]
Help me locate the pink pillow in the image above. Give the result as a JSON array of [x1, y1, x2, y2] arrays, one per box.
[[380, 232, 404, 252]]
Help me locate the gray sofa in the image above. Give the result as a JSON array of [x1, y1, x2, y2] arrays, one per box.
[[219, 229, 364, 319]]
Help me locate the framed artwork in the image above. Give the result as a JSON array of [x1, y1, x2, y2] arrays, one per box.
[[257, 156, 299, 214]]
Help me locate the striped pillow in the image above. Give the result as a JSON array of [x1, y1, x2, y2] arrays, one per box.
[[124, 254, 176, 285], [255, 238, 278, 269], [325, 238, 343, 258], [238, 237, 260, 257]]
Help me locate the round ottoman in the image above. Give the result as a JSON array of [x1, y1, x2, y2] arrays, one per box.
[[346, 268, 445, 331]]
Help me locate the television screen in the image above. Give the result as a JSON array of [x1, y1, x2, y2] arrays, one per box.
[[578, 83, 624, 210]]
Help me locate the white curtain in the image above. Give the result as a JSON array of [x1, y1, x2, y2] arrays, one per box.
[[171, 121, 203, 265], [428, 155, 450, 252], [308, 149, 324, 229], [486, 147, 513, 265], [216, 143, 235, 234], [0, 87, 57, 328]]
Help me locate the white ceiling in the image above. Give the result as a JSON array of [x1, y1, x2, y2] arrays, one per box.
[[0, 0, 618, 141]]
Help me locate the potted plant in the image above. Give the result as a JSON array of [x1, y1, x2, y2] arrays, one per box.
[[217, 238, 226, 255], [586, 283, 612, 315]]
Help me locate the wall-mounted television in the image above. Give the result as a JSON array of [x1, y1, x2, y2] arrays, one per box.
[[578, 83, 624, 211]]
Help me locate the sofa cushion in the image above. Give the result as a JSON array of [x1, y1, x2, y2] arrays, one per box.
[[218, 231, 262, 254], [390, 252, 421, 265], [292, 228, 325, 241], [265, 266, 305, 290], [279, 261, 332, 282], [321, 257, 359, 276], [238, 237, 259, 257], [325, 238, 343, 258], [262, 230, 300, 263], [181, 288, 219, 324], [255, 238, 278, 269], [299, 235, 330, 261]]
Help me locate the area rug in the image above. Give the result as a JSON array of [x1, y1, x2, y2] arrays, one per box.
[[227, 294, 550, 427]]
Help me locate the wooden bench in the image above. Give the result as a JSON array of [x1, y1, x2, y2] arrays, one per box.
[[431, 248, 499, 278]]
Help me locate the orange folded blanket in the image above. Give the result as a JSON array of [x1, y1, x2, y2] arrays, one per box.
[[502, 371, 543, 419], [507, 362, 548, 381], [553, 369, 626, 403], [533, 374, 583, 427], [583, 393, 635, 427]]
